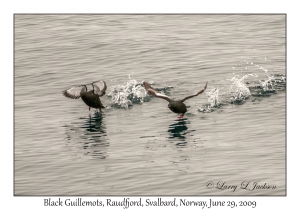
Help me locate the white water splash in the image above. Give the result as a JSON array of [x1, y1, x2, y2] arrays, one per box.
[[198, 88, 220, 113], [229, 73, 257, 102], [207, 88, 220, 107], [258, 67, 276, 92], [107, 76, 149, 108]]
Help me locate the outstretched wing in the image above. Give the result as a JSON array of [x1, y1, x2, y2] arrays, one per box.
[[143, 81, 172, 102], [63, 85, 87, 99], [179, 82, 208, 102], [92, 80, 107, 96]]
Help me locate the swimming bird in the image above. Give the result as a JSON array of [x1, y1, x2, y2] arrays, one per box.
[[63, 80, 107, 113], [143, 81, 208, 118]]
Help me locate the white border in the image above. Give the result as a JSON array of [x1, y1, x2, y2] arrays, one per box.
[[3, 0, 296, 209]]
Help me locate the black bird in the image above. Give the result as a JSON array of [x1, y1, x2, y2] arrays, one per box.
[[63, 80, 107, 113], [143, 81, 207, 118]]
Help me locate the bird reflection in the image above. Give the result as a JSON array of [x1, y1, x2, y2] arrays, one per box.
[[83, 112, 105, 133], [64, 112, 108, 159], [168, 118, 189, 147]]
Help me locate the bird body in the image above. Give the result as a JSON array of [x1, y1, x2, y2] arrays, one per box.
[[168, 100, 188, 114], [143, 81, 207, 117], [80, 90, 105, 109], [63, 80, 107, 113]]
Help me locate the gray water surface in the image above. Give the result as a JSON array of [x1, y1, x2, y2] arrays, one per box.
[[14, 15, 286, 196]]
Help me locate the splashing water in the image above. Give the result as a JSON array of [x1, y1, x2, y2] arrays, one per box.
[[107, 77, 149, 108], [198, 88, 220, 113], [197, 59, 285, 112], [259, 78, 275, 92], [207, 88, 220, 107], [258, 67, 276, 92], [228, 73, 257, 102]]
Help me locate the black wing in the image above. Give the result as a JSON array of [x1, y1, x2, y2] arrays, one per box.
[[179, 82, 208, 102], [63, 85, 87, 99], [143, 81, 172, 102]]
